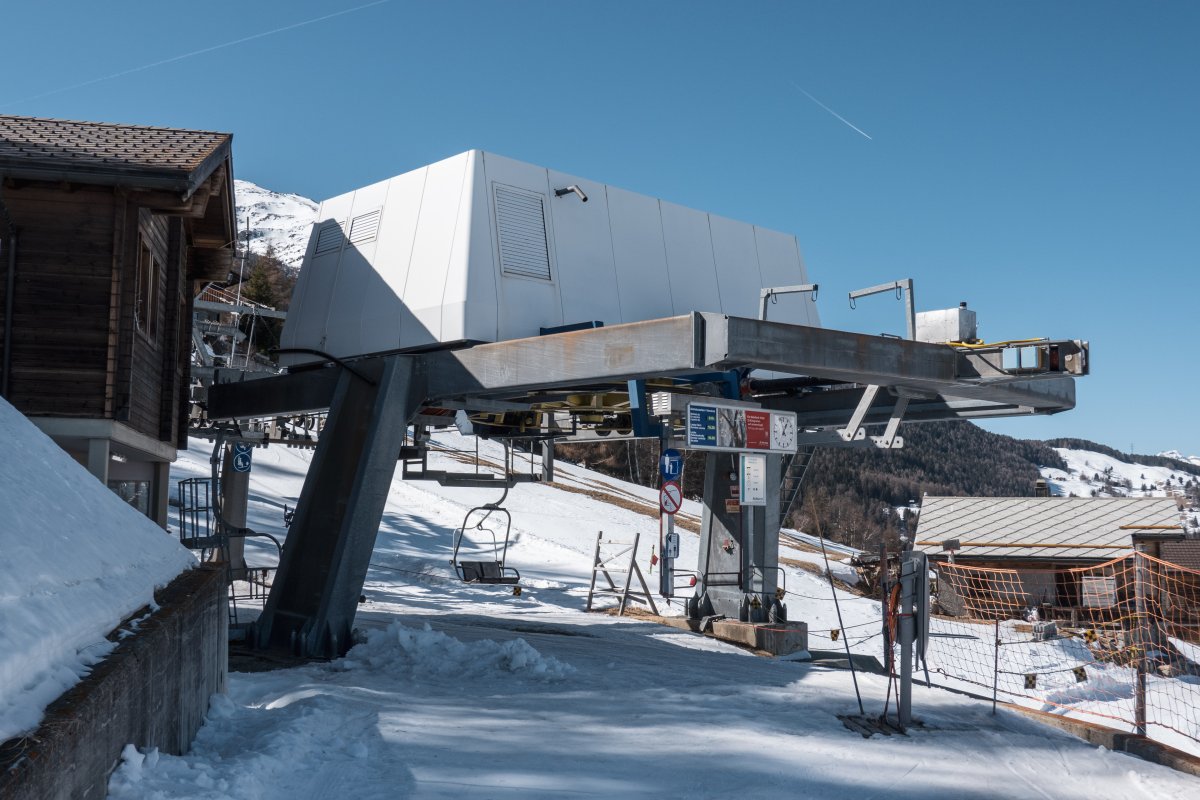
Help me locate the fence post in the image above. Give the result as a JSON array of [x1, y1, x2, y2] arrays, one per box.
[[1133, 549, 1148, 737], [992, 618, 1000, 716]]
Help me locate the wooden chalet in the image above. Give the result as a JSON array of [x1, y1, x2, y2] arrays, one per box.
[[0, 115, 236, 525], [913, 496, 1183, 621]]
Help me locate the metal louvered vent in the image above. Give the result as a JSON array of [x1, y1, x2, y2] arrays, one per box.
[[494, 184, 552, 281], [348, 209, 381, 246], [313, 220, 345, 256]]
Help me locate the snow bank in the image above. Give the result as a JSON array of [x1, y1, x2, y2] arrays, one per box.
[[336, 622, 574, 681], [0, 399, 195, 742]]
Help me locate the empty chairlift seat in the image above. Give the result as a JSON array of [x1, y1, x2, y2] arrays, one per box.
[[451, 503, 520, 585]]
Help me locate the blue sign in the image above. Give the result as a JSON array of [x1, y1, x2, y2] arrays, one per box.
[[687, 405, 717, 448], [233, 442, 252, 455], [659, 448, 683, 481], [232, 451, 252, 473]]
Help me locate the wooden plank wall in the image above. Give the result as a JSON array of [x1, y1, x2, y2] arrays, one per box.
[[118, 208, 171, 440], [0, 183, 190, 447], [0, 184, 115, 417]]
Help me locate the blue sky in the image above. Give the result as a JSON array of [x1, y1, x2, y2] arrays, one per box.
[[3, 1, 1197, 456]]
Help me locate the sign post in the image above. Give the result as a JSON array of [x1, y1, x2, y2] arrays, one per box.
[[658, 450, 682, 598], [658, 479, 683, 597]]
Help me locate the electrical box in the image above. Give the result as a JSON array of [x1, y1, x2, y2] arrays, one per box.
[[915, 304, 977, 344]]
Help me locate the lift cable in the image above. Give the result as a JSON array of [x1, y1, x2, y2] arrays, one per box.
[[811, 501, 865, 715]]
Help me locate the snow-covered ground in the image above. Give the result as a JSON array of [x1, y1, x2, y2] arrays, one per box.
[[99, 432, 1200, 797], [234, 179, 318, 270], [0, 399, 194, 743]]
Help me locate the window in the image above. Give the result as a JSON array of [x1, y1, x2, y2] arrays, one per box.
[[109, 479, 151, 517], [135, 238, 158, 337]]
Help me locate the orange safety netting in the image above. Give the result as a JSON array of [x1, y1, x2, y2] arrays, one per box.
[[920, 552, 1200, 756]]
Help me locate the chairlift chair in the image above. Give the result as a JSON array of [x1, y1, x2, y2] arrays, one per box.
[[451, 487, 520, 585]]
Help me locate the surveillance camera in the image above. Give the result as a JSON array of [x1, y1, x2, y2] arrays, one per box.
[[555, 185, 588, 203]]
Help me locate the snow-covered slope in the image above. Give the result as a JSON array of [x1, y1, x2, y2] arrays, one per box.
[[233, 179, 318, 270], [0, 399, 194, 742], [98, 433, 1200, 796], [1041, 446, 1197, 532], [1041, 448, 1196, 498]]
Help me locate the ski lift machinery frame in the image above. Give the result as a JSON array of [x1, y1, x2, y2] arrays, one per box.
[[209, 311, 1088, 659]]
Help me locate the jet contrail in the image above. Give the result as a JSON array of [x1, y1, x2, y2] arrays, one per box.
[[789, 80, 873, 141], [4, 1, 390, 107]]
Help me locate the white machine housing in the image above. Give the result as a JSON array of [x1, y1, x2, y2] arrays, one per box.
[[915, 303, 978, 344], [281, 150, 820, 363]]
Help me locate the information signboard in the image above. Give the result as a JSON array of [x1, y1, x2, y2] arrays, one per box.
[[739, 453, 767, 506], [685, 401, 797, 453]]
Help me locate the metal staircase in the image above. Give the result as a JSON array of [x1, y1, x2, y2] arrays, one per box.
[[779, 445, 816, 525]]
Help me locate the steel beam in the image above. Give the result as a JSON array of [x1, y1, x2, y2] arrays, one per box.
[[761, 378, 1075, 427], [425, 314, 703, 400], [208, 365, 343, 418], [254, 356, 424, 658], [208, 314, 1081, 423]]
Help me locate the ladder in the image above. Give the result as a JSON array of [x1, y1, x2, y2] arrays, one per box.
[[779, 445, 816, 525]]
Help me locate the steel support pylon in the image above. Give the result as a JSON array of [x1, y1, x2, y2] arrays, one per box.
[[254, 356, 424, 659]]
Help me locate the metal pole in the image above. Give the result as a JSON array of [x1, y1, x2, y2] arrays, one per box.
[[903, 278, 916, 340], [818, 521, 864, 715], [880, 542, 890, 670], [541, 439, 555, 482], [898, 553, 916, 728], [745, 503, 754, 606], [220, 442, 250, 581], [992, 618, 1000, 715], [662, 513, 675, 598], [1134, 549, 1148, 736]]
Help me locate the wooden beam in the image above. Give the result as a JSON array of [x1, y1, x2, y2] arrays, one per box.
[[187, 247, 234, 281]]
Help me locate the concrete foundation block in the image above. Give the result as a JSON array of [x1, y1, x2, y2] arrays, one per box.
[[0, 566, 227, 800], [711, 619, 809, 656]]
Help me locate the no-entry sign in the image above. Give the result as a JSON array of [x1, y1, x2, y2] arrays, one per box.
[[659, 480, 683, 515]]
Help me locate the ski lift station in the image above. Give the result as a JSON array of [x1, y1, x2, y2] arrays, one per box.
[[280, 150, 818, 360], [209, 150, 1091, 684]]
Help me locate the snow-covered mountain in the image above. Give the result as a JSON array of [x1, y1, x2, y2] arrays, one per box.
[[1160, 449, 1200, 468], [233, 179, 318, 271]]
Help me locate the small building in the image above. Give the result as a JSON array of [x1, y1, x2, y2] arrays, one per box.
[[913, 496, 1182, 620], [0, 115, 236, 524]]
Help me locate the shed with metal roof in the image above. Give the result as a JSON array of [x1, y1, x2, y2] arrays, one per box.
[[913, 496, 1181, 564]]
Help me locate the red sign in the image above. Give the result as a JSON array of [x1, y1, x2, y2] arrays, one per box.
[[659, 481, 683, 514], [745, 410, 771, 449]]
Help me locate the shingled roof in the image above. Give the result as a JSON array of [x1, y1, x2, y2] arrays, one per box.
[[913, 496, 1181, 561], [1160, 541, 1200, 572], [0, 114, 231, 196]]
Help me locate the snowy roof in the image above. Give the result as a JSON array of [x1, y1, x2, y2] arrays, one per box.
[[0, 398, 194, 741], [0, 114, 231, 195], [913, 496, 1180, 561]]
